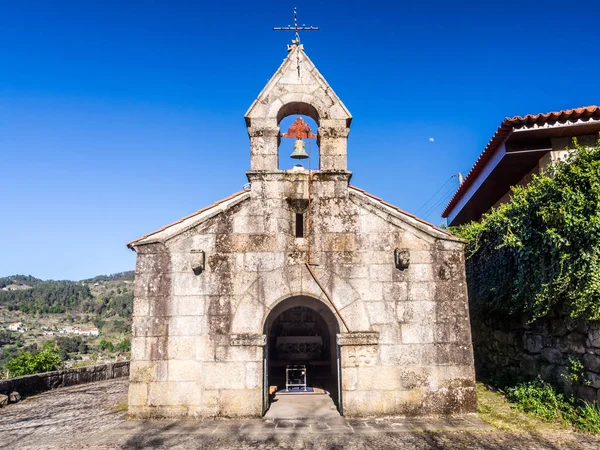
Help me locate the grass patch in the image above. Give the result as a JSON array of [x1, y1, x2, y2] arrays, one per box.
[[575, 401, 600, 434], [505, 378, 572, 423], [483, 377, 600, 434], [476, 383, 567, 432], [112, 402, 128, 412]]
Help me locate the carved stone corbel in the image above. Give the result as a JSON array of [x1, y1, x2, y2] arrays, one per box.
[[394, 248, 410, 270], [191, 250, 205, 275]]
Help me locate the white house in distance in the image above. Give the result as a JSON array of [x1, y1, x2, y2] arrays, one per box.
[[8, 322, 25, 333], [77, 328, 100, 337], [57, 326, 100, 336]]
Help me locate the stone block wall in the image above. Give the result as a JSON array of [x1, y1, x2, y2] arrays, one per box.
[[473, 316, 600, 402], [128, 172, 476, 418], [0, 361, 130, 397]]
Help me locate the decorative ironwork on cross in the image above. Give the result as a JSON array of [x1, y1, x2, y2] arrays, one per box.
[[273, 7, 319, 45], [282, 117, 316, 139]]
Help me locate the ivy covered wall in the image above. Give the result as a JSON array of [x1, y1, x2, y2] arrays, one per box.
[[454, 139, 600, 321], [452, 139, 600, 399]]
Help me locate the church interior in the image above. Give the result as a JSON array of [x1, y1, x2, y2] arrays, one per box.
[[264, 301, 340, 415]]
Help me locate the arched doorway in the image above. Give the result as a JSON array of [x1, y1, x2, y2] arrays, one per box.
[[262, 295, 341, 417]]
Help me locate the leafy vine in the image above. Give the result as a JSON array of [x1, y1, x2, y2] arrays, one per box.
[[451, 138, 600, 321]]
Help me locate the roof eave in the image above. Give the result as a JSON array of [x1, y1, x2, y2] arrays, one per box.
[[126, 190, 250, 250]]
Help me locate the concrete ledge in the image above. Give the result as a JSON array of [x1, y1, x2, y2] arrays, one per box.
[[0, 361, 130, 397], [337, 332, 379, 346]]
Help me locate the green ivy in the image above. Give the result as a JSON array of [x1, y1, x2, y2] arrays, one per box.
[[451, 138, 600, 320]]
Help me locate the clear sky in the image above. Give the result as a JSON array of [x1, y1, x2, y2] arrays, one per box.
[[1, 1, 599, 280]]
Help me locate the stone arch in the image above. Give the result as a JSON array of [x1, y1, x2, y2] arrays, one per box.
[[276, 101, 320, 125], [263, 294, 342, 335], [262, 294, 342, 415]]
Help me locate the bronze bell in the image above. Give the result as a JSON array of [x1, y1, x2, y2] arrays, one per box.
[[290, 138, 309, 159]]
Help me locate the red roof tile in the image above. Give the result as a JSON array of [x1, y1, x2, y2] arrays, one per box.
[[442, 106, 600, 218]]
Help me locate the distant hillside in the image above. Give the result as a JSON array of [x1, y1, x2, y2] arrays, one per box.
[[0, 275, 43, 288], [0, 271, 135, 317], [82, 271, 135, 284]]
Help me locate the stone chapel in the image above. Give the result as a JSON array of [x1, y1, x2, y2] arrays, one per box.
[[127, 42, 476, 418]]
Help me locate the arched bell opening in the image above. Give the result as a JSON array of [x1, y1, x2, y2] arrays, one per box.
[[276, 102, 320, 171], [278, 115, 319, 171], [262, 295, 341, 416]]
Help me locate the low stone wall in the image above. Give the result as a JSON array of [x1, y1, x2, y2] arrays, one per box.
[[474, 315, 600, 402], [0, 361, 130, 397]]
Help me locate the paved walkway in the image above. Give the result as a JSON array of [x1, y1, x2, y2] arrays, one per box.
[[1, 378, 600, 449], [264, 389, 340, 419]]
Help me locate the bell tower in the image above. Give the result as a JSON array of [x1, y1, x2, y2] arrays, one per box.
[[244, 44, 352, 174]]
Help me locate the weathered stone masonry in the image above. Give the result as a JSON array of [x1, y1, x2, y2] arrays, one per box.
[[474, 316, 600, 403], [127, 44, 476, 418]]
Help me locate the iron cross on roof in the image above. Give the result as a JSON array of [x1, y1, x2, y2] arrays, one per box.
[[273, 7, 319, 45]]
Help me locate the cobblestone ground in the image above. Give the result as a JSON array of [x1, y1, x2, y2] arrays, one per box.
[[2, 379, 600, 449]]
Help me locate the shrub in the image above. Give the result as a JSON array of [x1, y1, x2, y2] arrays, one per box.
[[504, 377, 600, 434], [452, 139, 600, 320], [98, 339, 114, 352], [506, 378, 573, 422], [6, 341, 62, 377]]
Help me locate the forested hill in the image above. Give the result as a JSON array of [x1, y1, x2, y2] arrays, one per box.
[[0, 275, 44, 288], [0, 271, 135, 316], [82, 271, 135, 284]]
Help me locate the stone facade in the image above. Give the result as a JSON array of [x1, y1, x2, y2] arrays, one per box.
[[127, 44, 475, 418], [474, 316, 600, 403]]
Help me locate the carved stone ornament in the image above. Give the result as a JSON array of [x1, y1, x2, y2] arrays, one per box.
[[346, 346, 377, 367], [394, 248, 410, 270], [190, 250, 205, 275], [230, 334, 266, 346]]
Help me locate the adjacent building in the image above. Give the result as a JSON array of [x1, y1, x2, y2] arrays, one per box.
[[8, 322, 25, 332], [443, 106, 600, 226]]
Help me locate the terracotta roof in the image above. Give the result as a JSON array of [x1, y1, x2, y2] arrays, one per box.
[[442, 106, 600, 218], [507, 105, 600, 128], [127, 189, 250, 248], [349, 186, 458, 239]]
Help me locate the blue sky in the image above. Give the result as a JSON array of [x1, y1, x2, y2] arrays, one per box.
[[1, 1, 599, 280]]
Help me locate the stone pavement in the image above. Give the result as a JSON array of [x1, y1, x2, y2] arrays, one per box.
[[2, 378, 600, 449], [263, 389, 341, 419]]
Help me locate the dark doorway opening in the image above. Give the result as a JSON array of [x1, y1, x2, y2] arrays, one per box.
[[263, 297, 341, 417]]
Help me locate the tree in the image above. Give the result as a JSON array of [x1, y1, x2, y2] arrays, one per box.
[[55, 336, 87, 360], [116, 339, 131, 352], [98, 339, 114, 352], [93, 317, 106, 330], [78, 341, 89, 354], [6, 342, 62, 377], [0, 329, 14, 346]]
